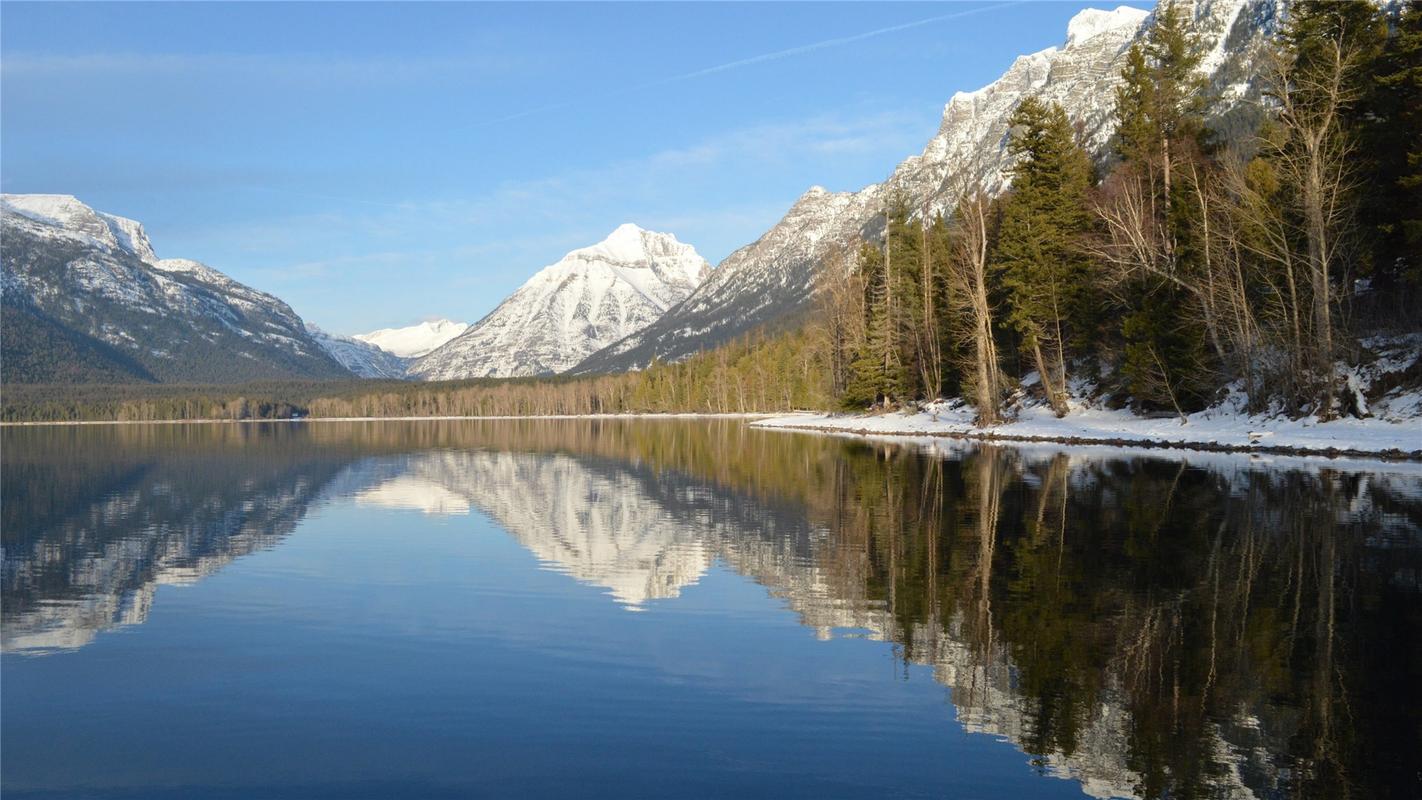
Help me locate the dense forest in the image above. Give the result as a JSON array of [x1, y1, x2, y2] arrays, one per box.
[[821, 0, 1421, 421], [0, 327, 832, 421], [3, 1, 1418, 424]]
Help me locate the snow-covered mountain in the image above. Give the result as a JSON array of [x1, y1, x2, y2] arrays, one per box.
[[353, 318, 468, 358], [306, 325, 410, 379], [572, 0, 1280, 374], [411, 224, 710, 380], [1, 194, 352, 383]]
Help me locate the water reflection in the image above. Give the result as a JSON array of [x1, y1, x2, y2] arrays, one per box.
[[3, 420, 1419, 799], [1, 425, 353, 653]]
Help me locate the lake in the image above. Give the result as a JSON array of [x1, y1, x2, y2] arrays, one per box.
[[3, 419, 1419, 799]]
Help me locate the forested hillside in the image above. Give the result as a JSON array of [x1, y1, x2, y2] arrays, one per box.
[[1, 301, 158, 384], [817, 0, 1420, 421]]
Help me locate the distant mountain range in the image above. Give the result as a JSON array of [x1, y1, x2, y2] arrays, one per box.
[[309, 319, 470, 380], [0, 194, 351, 384], [2, 1, 1281, 387], [411, 224, 709, 380], [354, 319, 468, 358], [303, 326, 411, 380]]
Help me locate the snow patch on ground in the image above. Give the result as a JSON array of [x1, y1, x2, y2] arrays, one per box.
[[756, 398, 1420, 461], [757, 337, 1422, 461]]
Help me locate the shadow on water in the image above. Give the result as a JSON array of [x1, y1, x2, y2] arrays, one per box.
[[3, 419, 1420, 799]]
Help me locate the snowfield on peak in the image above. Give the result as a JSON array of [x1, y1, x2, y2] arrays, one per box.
[[353, 318, 469, 359], [2, 194, 160, 264], [1065, 5, 1150, 47], [411, 225, 710, 380]]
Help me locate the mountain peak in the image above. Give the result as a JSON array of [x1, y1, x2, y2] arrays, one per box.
[[610, 222, 647, 236], [2, 193, 157, 263], [794, 185, 842, 206], [1, 193, 85, 220], [410, 227, 710, 380], [1065, 6, 1148, 49], [2, 195, 350, 382], [571, 223, 686, 266]]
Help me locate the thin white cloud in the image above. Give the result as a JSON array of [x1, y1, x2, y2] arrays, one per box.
[[472, 1, 1024, 127], [659, 2, 1025, 81]]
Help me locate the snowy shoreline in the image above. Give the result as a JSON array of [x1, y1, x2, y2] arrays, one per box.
[[752, 400, 1422, 462], [5, 407, 1417, 464]]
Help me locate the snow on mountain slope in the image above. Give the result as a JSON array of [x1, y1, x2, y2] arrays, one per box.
[[353, 319, 468, 358], [573, 0, 1280, 374], [1, 194, 352, 383], [2, 194, 160, 263], [411, 224, 710, 380], [307, 325, 411, 379]]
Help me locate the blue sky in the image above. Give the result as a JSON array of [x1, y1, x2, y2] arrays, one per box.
[[1, 1, 1147, 335]]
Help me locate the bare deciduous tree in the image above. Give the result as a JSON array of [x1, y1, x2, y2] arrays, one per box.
[[944, 189, 1006, 425]]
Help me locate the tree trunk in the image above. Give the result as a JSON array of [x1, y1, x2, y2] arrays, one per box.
[[1031, 336, 1068, 417], [1304, 138, 1336, 416]]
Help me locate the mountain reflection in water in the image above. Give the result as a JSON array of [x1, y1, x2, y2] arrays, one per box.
[[3, 420, 1419, 799]]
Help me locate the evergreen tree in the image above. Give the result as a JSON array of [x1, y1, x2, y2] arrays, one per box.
[[994, 97, 1095, 416], [1361, 0, 1422, 313], [1113, 0, 1205, 203], [841, 197, 927, 408], [843, 241, 893, 407], [884, 194, 928, 398], [1107, 0, 1214, 411]]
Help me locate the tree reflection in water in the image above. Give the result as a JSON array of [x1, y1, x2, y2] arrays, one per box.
[[3, 420, 1418, 798]]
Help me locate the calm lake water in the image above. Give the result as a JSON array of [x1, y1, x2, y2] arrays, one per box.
[[3, 419, 1420, 799]]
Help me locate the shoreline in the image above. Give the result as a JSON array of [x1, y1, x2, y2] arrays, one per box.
[[4, 409, 1417, 464], [754, 418, 1422, 462], [752, 408, 1422, 463]]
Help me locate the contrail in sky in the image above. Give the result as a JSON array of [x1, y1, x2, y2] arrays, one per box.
[[472, 1, 1025, 128]]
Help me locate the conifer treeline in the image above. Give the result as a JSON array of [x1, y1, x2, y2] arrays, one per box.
[[2, 328, 833, 421], [823, 0, 1421, 420]]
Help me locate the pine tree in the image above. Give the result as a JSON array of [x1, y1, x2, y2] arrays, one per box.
[[842, 241, 891, 408], [994, 97, 1094, 416], [1113, 0, 1205, 212], [840, 197, 927, 408], [884, 194, 927, 398], [1361, 0, 1422, 313], [1104, 0, 1214, 411]]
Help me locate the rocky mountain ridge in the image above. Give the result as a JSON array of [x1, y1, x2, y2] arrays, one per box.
[[1, 193, 352, 383], [305, 325, 411, 380]]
